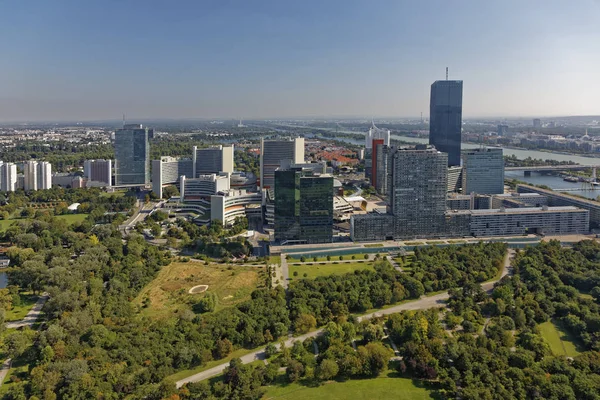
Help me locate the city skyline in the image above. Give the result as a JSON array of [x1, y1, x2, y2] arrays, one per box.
[[1, 1, 600, 122]]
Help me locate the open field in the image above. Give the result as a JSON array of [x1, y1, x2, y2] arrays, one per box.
[[263, 373, 434, 400], [289, 262, 374, 279], [134, 261, 262, 318], [5, 294, 39, 322], [0, 213, 89, 232], [289, 254, 371, 262], [539, 321, 583, 357]]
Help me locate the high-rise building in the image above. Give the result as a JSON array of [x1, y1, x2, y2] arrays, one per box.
[[192, 145, 234, 177], [497, 124, 509, 136], [37, 161, 52, 190], [260, 138, 304, 189], [152, 157, 194, 198], [462, 148, 504, 195], [371, 139, 384, 190], [373, 140, 391, 195], [533, 118, 542, 129], [390, 146, 448, 237], [0, 162, 17, 192], [84, 159, 112, 186], [274, 166, 333, 244], [23, 161, 38, 191], [114, 124, 150, 186], [23, 161, 51, 191], [365, 121, 390, 149], [429, 79, 463, 166]]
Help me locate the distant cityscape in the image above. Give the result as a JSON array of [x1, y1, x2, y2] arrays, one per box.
[[2, 77, 599, 248]]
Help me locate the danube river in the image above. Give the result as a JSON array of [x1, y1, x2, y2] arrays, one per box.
[[312, 129, 600, 200]]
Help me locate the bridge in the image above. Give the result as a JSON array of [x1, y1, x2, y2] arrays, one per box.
[[505, 165, 599, 172]]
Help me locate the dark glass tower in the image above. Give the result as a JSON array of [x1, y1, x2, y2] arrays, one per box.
[[114, 124, 150, 185], [429, 80, 463, 166], [274, 167, 333, 244]]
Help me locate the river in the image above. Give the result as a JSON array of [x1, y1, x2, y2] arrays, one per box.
[[303, 127, 600, 199]]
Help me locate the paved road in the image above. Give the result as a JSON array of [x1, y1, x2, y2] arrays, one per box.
[[175, 249, 515, 388], [6, 294, 49, 329], [279, 254, 289, 289], [0, 359, 12, 386]]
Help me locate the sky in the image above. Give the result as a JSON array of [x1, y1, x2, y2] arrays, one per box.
[[1, 0, 600, 122]]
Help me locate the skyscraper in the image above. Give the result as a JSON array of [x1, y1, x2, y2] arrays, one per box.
[[365, 121, 390, 149], [462, 148, 504, 195], [23, 161, 51, 191], [274, 166, 333, 244], [0, 163, 17, 192], [260, 138, 304, 189], [533, 118, 542, 129], [390, 146, 448, 237], [114, 124, 150, 185], [23, 161, 38, 191], [429, 79, 463, 166], [37, 161, 52, 190], [192, 145, 234, 177]]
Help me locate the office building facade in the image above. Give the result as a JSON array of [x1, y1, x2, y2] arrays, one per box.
[[274, 166, 333, 244], [151, 157, 194, 198], [192, 145, 234, 177], [180, 174, 230, 201], [84, 159, 112, 186], [390, 146, 448, 238], [114, 124, 150, 185], [23, 161, 51, 191], [462, 148, 504, 195], [429, 80, 463, 166], [260, 138, 304, 189]]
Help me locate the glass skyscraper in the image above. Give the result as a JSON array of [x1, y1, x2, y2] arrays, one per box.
[[115, 124, 150, 185], [274, 166, 333, 244], [429, 80, 463, 166], [462, 148, 504, 195]]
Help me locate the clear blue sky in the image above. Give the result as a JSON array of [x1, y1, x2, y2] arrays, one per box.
[[1, 0, 599, 121]]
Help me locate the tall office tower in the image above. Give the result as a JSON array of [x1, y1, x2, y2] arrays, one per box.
[[390, 145, 448, 237], [371, 139, 384, 190], [152, 156, 194, 198], [84, 159, 112, 186], [114, 124, 150, 185], [429, 79, 463, 166], [497, 124, 509, 136], [372, 139, 392, 195], [37, 161, 52, 189], [274, 166, 333, 244], [462, 148, 504, 195], [23, 161, 38, 191], [260, 138, 304, 189], [192, 145, 234, 177], [0, 162, 17, 192], [533, 118, 542, 129], [365, 121, 391, 149]]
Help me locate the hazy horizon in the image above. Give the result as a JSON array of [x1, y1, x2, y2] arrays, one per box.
[[2, 0, 600, 122]]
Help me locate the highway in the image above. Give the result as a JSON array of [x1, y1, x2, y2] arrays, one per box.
[[175, 249, 514, 388]]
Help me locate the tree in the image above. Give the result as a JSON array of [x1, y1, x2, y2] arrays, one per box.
[[364, 254, 369, 260], [363, 323, 384, 342], [214, 338, 234, 359], [294, 313, 317, 334], [286, 360, 304, 382], [265, 343, 278, 358], [316, 359, 339, 381], [4, 331, 29, 359], [195, 293, 216, 313]]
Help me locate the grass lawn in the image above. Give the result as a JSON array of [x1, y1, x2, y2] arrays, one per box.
[[289, 255, 370, 262], [56, 213, 89, 224], [289, 262, 374, 280], [364, 243, 384, 248], [100, 190, 127, 198], [404, 242, 425, 246], [539, 321, 583, 357], [134, 261, 261, 318], [5, 294, 39, 322], [269, 256, 281, 265], [0, 214, 89, 232], [263, 372, 434, 400]]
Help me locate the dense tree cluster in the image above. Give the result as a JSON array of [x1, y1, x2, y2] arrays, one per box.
[[409, 241, 507, 292]]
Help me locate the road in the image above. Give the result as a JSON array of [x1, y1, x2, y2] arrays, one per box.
[[175, 249, 515, 388], [6, 294, 49, 329], [0, 359, 11, 387]]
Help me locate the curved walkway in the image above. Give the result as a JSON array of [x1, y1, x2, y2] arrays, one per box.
[[6, 293, 49, 329], [175, 249, 515, 388]]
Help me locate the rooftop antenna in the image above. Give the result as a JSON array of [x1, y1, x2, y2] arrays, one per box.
[[122, 114, 125, 128], [420, 112, 423, 124], [446, 67, 448, 80]]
